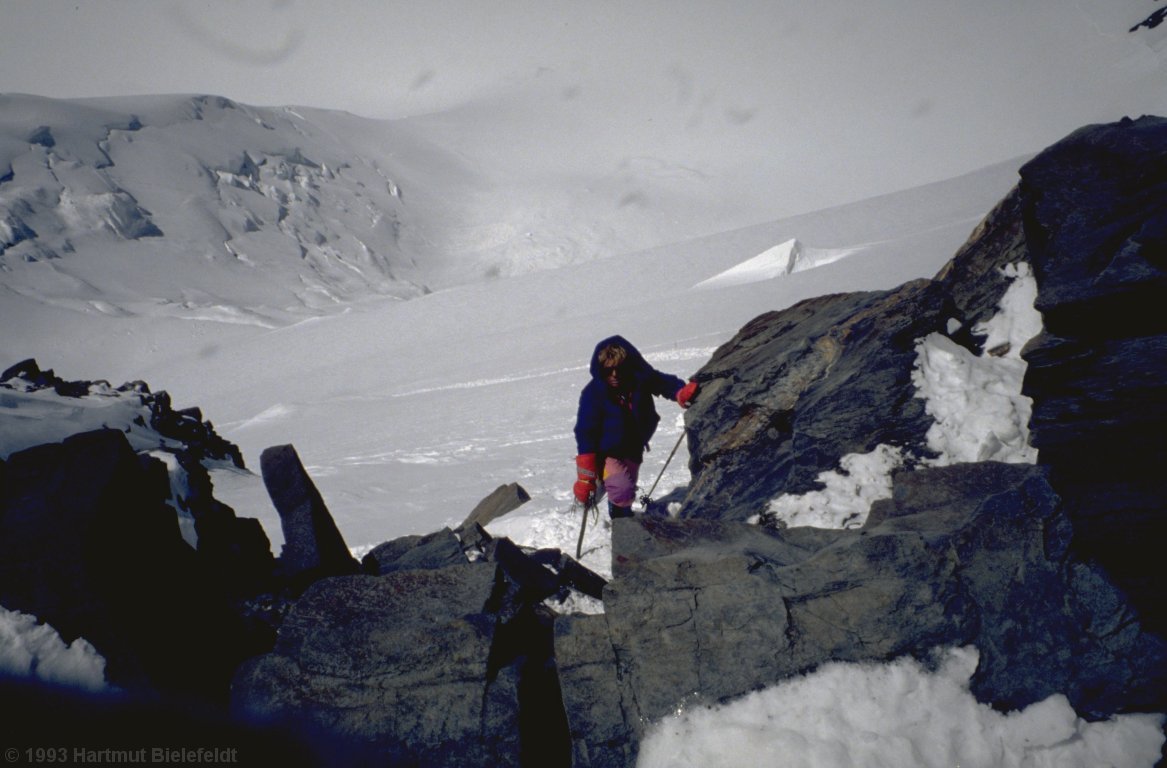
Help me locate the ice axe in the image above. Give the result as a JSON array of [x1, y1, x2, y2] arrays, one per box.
[[574, 489, 603, 560]]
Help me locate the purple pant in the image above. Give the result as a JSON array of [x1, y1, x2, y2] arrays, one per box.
[[603, 457, 641, 507]]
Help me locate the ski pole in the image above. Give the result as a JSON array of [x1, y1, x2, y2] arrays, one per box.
[[640, 384, 698, 507], [639, 428, 686, 507]]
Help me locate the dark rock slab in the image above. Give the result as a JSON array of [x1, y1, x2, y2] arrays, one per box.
[[259, 444, 358, 584], [362, 527, 467, 575], [527, 548, 607, 601]]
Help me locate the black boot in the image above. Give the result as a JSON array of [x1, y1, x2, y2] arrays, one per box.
[[608, 502, 633, 519]]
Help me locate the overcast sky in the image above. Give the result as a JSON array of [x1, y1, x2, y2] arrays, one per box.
[[1, 0, 1164, 216]]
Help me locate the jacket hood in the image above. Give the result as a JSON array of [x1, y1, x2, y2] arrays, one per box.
[[589, 335, 648, 380]]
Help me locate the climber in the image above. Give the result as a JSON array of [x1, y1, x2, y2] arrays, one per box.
[[572, 335, 698, 519]]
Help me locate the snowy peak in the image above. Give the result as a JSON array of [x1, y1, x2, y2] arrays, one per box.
[[693, 237, 864, 290]]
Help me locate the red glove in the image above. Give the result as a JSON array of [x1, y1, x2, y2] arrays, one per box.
[[676, 380, 698, 408], [574, 453, 598, 503]]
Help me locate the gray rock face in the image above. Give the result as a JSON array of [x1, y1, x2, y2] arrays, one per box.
[[232, 561, 573, 767], [679, 173, 1039, 525], [233, 566, 511, 766], [680, 280, 952, 521], [554, 614, 636, 768]]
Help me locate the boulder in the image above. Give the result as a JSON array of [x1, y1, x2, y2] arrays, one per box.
[[259, 444, 359, 584]]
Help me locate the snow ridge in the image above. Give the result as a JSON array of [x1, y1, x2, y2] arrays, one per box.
[[693, 238, 865, 290]]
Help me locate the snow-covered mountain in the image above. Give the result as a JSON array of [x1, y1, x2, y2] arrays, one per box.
[[0, 93, 454, 319], [2, 91, 1165, 766], [1, 92, 1036, 552]]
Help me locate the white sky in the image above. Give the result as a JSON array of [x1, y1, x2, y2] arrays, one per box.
[[1, 1, 1165, 217]]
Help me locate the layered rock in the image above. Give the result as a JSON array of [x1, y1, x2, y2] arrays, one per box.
[[680, 281, 949, 521], [1017, 115, 1167, 636]]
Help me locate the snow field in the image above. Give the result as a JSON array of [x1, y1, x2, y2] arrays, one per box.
[[0, 608, 111, 694], [638, 647, 1165, 768]]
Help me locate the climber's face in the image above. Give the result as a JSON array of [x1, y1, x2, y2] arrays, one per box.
[[604, 365, 624, 389]]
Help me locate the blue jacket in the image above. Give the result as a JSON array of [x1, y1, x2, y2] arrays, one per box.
[[574, 335, 686, 462]]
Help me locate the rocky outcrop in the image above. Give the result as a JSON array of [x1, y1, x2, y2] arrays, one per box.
[[552, 116, 1167, 764], [0, 428, 265, 702], [679, 177, 1036, 524], [557, 461, 1167, 765], [680, 282, 949, 521], [0, 361, 270, 599], [0, 359, 244, 469]]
